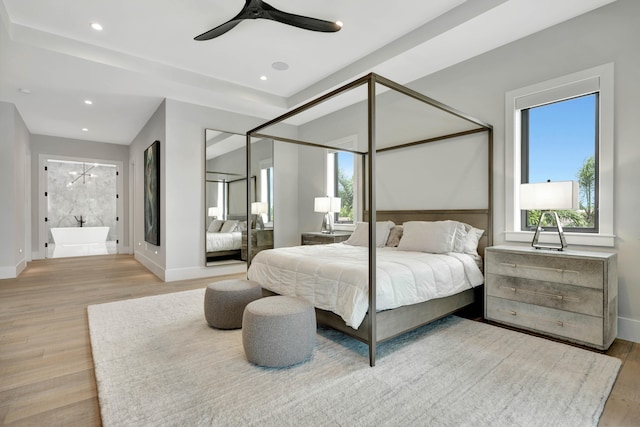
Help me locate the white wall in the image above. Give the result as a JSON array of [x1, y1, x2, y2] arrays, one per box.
[[402, 0, 639, 341], [0, 102, 29, 279], [129, 100, 167, 278]]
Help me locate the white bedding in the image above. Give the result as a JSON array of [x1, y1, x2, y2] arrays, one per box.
[[206, 231, 242, 253], [247, 243, 484, 329]]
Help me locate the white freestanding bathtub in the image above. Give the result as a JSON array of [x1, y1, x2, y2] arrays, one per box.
[[50, 226, 110, 257]]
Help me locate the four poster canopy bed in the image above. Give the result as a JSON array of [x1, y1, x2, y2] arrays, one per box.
[[245, 73, 493, 366]]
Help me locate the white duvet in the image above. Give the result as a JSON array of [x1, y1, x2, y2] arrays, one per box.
[[206, 231, 242, 252], [247, 243, 484, 329]]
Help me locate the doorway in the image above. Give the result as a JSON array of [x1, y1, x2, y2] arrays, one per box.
[[40, 156, 123, 258]]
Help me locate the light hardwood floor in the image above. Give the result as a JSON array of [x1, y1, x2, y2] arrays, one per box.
[[0, 255, 638, 426]]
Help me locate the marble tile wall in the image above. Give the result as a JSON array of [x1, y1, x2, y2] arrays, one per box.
[[47, 161, 117, 242]]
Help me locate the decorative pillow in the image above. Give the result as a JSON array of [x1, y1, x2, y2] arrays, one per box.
[[397, 221, 457, 254], [207, 219, 224, 233], [344, 221, 395, 248], [385, 225, 403, 247], [463, 227, 485, 256], [446, 220, 469, 253], [220, 220, 238, 233], [237, 221, 248, 232]]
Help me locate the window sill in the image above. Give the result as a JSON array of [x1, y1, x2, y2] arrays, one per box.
[[333, 224, 355, 232], [505, 231, 615, 248]]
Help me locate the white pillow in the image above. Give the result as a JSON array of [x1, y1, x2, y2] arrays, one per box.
[[219, 220, 238, 233], [446, 220, 469, 253], [397, 221, 457, 254], [344, 221, 395, 248], [464, 227, 485, 256], [207, 219, 224, 233]]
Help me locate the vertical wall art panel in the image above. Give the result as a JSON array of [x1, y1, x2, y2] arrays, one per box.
[[144, 140, 160, 245]]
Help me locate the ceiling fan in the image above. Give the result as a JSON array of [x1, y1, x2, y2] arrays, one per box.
[[195, 0, 342, 40]]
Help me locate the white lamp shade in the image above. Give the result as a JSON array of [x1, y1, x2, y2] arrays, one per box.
[[314, 196, 341, 213], [208, 207, 219, 217], [251, 202, 268, 215], [520, 181, 579, 210]]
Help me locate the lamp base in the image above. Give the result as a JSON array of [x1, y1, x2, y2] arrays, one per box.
[[531, 211, 567, 251], [320, 212, 334, 234]]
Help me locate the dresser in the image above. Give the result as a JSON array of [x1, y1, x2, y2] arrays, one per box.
[[301, 231, 351, 245], [484, 245, 617, 350]]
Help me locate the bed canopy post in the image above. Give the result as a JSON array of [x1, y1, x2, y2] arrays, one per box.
[[245, 133, 253, 265], [367, 76, 377, 367]]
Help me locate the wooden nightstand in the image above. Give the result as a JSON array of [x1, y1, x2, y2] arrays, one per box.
[[242, 229, 274, 261], [484, 245, 617, 350], [301, 232, 351, 245]]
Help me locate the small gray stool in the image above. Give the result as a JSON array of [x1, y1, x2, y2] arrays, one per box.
[[204, 279, 262, 329], [242, 296, 316, 368]]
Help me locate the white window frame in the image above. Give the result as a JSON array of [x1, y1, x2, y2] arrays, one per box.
[[504, 63, 615, 247], [326, 135, 359, 231]]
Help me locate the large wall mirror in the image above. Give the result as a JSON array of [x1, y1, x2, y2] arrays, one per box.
[[205, 129, 273, 266]]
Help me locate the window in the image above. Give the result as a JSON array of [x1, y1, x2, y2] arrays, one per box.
[[521, 93, 598, 232], [505, 63, 614, 247], [327, 151, 355, 224]]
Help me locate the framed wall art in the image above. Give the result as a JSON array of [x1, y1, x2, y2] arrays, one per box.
[[144, 140, 160, 245]]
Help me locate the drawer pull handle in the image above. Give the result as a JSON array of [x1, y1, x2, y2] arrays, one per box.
[[556, 321, 564, 327], [509, 310, 517, 316], [498, 262, 579, 275], [510, 287, 516, 293], [557, 295, 563, 300]]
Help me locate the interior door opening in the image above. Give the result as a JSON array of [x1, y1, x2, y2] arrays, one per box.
[[44, 158, 120, 258]]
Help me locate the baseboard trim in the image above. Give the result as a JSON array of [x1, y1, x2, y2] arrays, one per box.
[[0, 257, 27, 279], [618, 316, 640, 343], [164, 263, 247, 282], [134, 251, 165, 281]]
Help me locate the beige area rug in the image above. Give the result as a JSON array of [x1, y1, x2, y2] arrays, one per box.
[[88, 289, 621, 427]]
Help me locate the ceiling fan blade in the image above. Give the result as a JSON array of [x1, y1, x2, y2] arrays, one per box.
[[262, 3, 341, 33], [194, 19, 242, 40]]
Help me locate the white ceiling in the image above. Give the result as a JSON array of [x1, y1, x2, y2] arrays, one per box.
[[0, 0, 615, 145]]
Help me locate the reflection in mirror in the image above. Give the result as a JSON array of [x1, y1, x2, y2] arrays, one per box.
[[247, 137, 274, 262], [205, 130, 273, 266]]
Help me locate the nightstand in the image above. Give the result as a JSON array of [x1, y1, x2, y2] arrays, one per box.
[[301, 232, 351, 245], [242, 229, 274, 261], [484, 245, 617, 350]]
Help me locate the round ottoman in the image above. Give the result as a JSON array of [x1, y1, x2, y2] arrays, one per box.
[[204, 279, 262, 329], [242, 296, 316, 367]]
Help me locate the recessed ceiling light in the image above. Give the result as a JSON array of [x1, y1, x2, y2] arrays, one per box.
[[84, 100, 93, 105], [18, 88, 31, 94], [91, 22, 103, 31], [272, 61, 289, 71], [260, 75, 267, 81], [82, 128, 89, 132]]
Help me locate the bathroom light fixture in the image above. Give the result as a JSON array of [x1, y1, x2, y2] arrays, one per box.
[[520, 180, 578, 251]]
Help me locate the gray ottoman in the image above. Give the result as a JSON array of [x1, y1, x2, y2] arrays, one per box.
[[242, 296, 316, 367], [204, 279, 262, 329]]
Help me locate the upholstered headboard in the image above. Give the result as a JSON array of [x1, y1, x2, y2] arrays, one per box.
[[366, 209, 492, 258]]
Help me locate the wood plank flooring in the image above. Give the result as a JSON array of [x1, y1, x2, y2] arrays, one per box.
[[0, 255, 638, 426]]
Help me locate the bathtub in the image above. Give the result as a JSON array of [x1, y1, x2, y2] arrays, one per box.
[[50, 227, 110, 257]]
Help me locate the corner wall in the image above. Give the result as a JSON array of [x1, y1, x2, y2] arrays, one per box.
[[0, 102, 30, 279]]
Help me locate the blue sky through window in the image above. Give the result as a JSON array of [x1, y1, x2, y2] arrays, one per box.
[[528, 94, 596, 184]]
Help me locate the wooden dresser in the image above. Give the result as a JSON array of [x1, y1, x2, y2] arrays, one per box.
[[301, 232, 351, 245], [484, 245, 617, 350]]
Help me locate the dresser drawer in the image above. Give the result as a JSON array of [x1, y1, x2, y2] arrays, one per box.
[[486, 296, 604, 348], [486, 274, 603, 317], [486, 251, 603, 289]]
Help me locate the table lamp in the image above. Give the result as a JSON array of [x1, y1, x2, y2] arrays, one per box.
[[314, 196, 341, 234]]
